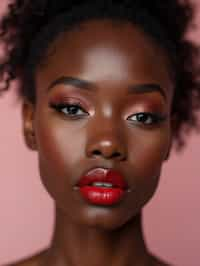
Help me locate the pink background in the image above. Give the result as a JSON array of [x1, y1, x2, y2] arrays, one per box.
[[0, 1, 200, 265]]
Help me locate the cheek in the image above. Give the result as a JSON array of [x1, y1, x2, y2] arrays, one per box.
[[127, 127, 170, 203], [34, 114, 87, 199], [128, 126, 170, 171]]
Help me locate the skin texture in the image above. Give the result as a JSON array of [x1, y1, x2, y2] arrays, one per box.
[[12, 20, 174, 266]]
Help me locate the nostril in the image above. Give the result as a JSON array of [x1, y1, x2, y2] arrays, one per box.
[[112, 152, 121, 157], [87, 140, 127, 160], [92, 150, 122, 158], [93, 150, 101, 156]]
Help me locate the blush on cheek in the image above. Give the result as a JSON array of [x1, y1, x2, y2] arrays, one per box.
[[130, 147, 163, 209], [128, 132, 169, 180], [35, 115, 88, 178]]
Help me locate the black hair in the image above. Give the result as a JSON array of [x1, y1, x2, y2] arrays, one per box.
[[0, 0, 200, 148]]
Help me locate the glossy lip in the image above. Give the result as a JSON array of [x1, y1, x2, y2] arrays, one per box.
[[76, 167, 129, 206], [77, 167, 128, 189]]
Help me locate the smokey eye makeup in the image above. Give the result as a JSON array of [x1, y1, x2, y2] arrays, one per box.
[[49, 103, 167, 127], [124, 98, 168, 127], [50, 101, 89, 118], [48, 92, 168, 126], [48, 93, 92, 120], [127, 112, 167, 126]]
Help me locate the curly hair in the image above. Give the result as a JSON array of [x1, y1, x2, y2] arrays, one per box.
[[0, 0, 200, 148]]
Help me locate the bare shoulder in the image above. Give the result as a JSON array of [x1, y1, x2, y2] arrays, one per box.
[[9, 249, 48, 266]]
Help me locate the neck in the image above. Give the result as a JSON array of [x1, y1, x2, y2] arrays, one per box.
[[45, 207, 151, 266]]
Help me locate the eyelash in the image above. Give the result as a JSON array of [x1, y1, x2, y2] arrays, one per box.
[[50, 102, 89, 118], [127, 112, 166, 126], [50, 102, 166, 125]]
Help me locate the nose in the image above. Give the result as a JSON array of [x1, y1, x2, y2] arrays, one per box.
[[86, 130, 127, 161]]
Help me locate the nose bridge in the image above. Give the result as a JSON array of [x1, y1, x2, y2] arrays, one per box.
[[86, 114, 127, 161]]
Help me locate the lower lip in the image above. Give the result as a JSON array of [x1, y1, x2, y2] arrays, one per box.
[[79, 186, 125, 206]]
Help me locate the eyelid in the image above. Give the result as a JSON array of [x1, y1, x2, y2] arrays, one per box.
[[49, 94, 93, 108], [50, 101, 88, 111], [126, 111, 162, 118], [126, 109, 163, 117], [49, 102, 90, 120], [126, 112, 167, 125], [49, 95, 93, 111]]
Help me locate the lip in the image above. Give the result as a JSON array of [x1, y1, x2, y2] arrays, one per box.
[[76, 168, 128, 206]]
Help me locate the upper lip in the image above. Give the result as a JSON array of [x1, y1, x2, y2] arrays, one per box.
[[77, 167, 128, 189]]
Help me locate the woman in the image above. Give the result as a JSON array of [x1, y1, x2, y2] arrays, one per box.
[[0, 1, 200, 265]]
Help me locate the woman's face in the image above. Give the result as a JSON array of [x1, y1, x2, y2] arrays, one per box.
[[24, 20, 174, 229]]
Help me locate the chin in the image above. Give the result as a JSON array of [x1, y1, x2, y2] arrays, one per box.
[[71, 204, 141, 231]]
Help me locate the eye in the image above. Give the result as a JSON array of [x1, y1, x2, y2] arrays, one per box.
[[127, 112, 166, 125], [50, 103, 89, 118]]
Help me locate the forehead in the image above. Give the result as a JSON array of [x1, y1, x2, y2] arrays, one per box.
[[35, 19, 173, 96]]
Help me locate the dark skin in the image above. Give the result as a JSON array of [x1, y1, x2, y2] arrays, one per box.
[[12, 19, 174, 266]]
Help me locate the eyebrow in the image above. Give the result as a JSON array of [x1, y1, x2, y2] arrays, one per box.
[[48, 76, 92, 91], [128, 83, 166, 100], [47, 76, 166, 100]]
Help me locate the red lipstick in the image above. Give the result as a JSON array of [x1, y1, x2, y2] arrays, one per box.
[[77, 168, 128, 206]]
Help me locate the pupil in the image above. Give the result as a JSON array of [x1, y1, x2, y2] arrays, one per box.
[[137, 114, 147, 122], [68, 105, 78, 114]]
